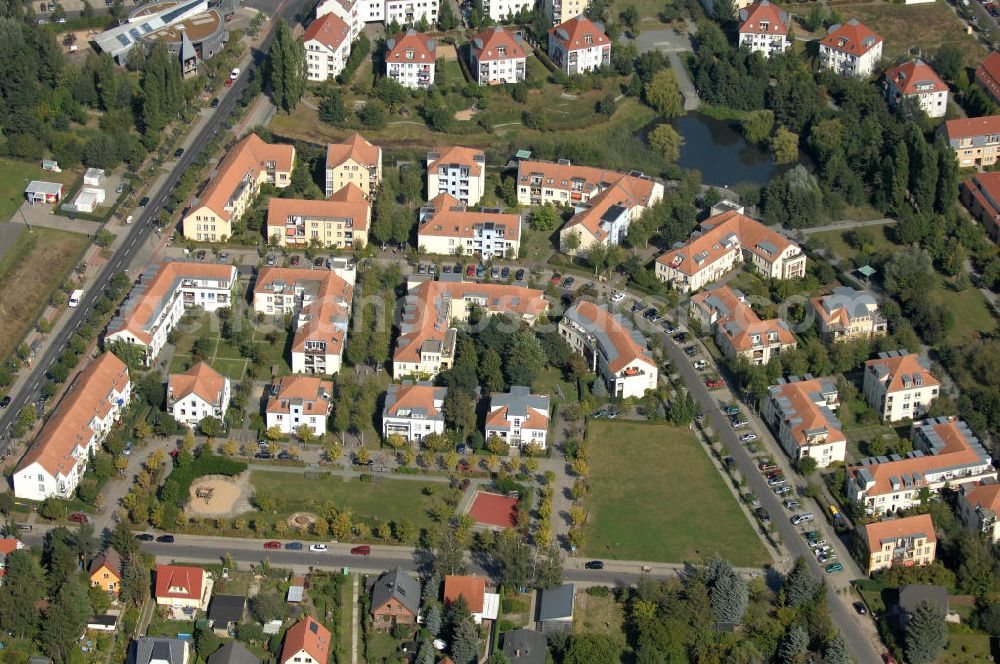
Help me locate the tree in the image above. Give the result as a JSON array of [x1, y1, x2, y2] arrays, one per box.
[[796, 456, 818, 475], [823, 634, 853, 664], [425, 603, 442, 636], [504, 328, 546, 386], [264, 19, 307, 112], [437, 0, 457, 29], [39, 575, 91, 662], [648, 123, 683, 162], [708, 556, 748, 625], [777, 623, 808, 664], [478, 348, 505, 393], [120, 553, 150, 606], [451, 613, 479, 664], [645, 69, 683, 117], [534, 542, 564, 590], [564, 635, 622, 664], [741, 109, 774, 145], [562, 230, 581, 254], [905, 599, 948, 664], [431, 526, 467, 576], [198, 416, 224, 438], [933, 43, 964, 83], [0, 550, 44, 637], [488, 529, 532, 588], [444, 389, 477, 434], [771, 127, 799, 164], [531, 204, 560, 231], [485, 653, 512, 664], [318, 86, 349, 124], [783, 558, 815, 607]]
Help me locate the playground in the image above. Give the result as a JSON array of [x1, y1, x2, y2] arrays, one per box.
[[187, 474, 253, 518]]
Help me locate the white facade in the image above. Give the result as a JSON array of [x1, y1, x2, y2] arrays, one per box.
[[318, 0, 437, 28], [426, 147, 486, 206], [481, 0, 532, 21], [863, 351, 940, 423], [548, 17, 610, 76], [474, 54, 525, 85], [761, 377, 847, 469], [818, 20, 883, 78], [471, 28, 526, 86], [305, 30, 351, 81], [381, 383, 446, 442], [484, 386, 550, 450]]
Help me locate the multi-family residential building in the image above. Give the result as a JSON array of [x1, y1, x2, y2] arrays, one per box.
[[266, 184, 370, 249], [485, 386, 550, 450], [13, 353, 130, 501], [847, 416, 997, 515], [655, 211, 806, 292], [810, 286, 887, 342], [105, 262, 237, 365], [385, 30, 435, 89], [548, 17, 610, 75], [325, 133, 382, 198], [737, 1, 790, 57], [863, 350, 940, 423], [941, 115, 1000, 168], [303, 13, 352, 81], [962, 171, 1000, 242], [691, 285, 796, 366], [959, 482, 1000, 543], [426, 146, 486, 206], [762, 375, 846, 468], [884, 59, 948, 118], [155, 565, 213, 613], [182, 134, 294, 240], [559, 301, 658, 398], [975, 50, 1000, 105], [544, 0, 588, 24], [417, 193, 521, 258], [444, 576, 500, 625], [280, 616, 331, 664], [167, 362, 230, 427], [315, 0, 363, 41], [470, 27, 526, 85], [861, 514, 937, 575], [481, 0, 533, 21], [253, 268, 354, 375], [818, 19, 883, 78], [382, 381, 446, 442], [393, 280, 547, 378], [315, 0, 438, 34], [265, 375, 333, 436]]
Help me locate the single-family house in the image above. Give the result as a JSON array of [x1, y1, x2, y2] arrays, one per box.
[[884, 59, 948, 118], [155, 565, 212, 615], [208, 595, 246, 633], [536, 583, 574, 634], [131, 637, 190, 664], [167, 362, 230, 427], [279, 616, 331, 664], [89, 547, 122, 596], [382, 382, 446, 442], [863, 350, 939, 423], [548, 16, 610, 75], [386, 29, 436, 89], [738, 0, 790, 57], [265, 375, 333, 436], [818, 19, 883, 78], [325, 133, 382, 198], [426, 146, 485, 206], [810, 286, 887, 342], [444, 575, 500, 624], [470, 27, 526, 85], [207, 642, 260, 664], [762, 375, 846, 468], [370, 567, 421, 630], [485, 386, 550, 450], [861, 514, 937, 575], [502, 629, 548, 664]]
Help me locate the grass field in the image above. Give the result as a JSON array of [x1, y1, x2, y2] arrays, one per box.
[[532, 366, 576, 403], [0, 227, 90, 364], [941, 625, 991, 664], [835, 1, 986, 66], [0, 158, 79, 222], [810, 223, 898, 263], [573, 592, 625, 640], [168, 312, 294, 380], [581, 421, 770, 566], [250, 470, 440, 535]]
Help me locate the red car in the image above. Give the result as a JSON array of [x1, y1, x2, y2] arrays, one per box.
[[706, 378, 725, 389], [550, 272, 562, 285], [68, 512, 88, 524], [264, 541, 281, 550], [224, 78, 233, 87], [351, 545, 371, 556], [466, 264, 476, 277]]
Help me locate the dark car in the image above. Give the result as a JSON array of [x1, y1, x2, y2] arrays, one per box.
[[290, 255, 300, 266], [314, 256, 325, 267], [173, 148, 184, 158], [196, 250, 206, 261], [136, 533, 155, 542], [550, 272, 562, 285], [210, 97, 219, 108], [255, 451, 272, 460], [138, 196, 150, 207], [0, 395, 10, 408], [853, 602, 868, 615], [630, 301, 644, 313], [156, 535, 175, 543], [562, 276, 575, 288], [514, 269, 525, 281], [501, 266, 510, 279], [584, 560, 605, 570], [285, 541, 303, 550]]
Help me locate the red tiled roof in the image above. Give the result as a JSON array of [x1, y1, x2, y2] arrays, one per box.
[[549, 16, 609, 51], [427, 146, 484, 176], [965, 483, 1000, 515], [267, 185, 371, 233], [472, 27, 525, 62], [196, 134, 294, 222], [387, 29, 436, 63], [885, 60, 947, 96], [265, 375, 332, 417], [155, 565, 205, 601], [944, 115, 1000, 140], [975, 51, 1000, 102], [303, 13, 351, 51], [418, 193, 520, 241], [0, 539, 23, 556], [820, 19, 882, 57], [384, 383, 443, 417], [865, 352, 939, 395], [281, 616, 331, 664], [168, 362, 227, 408], [561, 176, 656, 243], [963, 171, 1000, 222], [327, 133, 380, 169], [444, 575, 486, 614], [739, 0, 788, 36], [863, 513, 936, 546], [768, 378, 845, 448], [565, 301, 655, 373]]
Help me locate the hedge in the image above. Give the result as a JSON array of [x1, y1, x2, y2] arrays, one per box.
[[159, 451, 247, 507]]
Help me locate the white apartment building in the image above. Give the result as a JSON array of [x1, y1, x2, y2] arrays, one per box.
[[810, 286, 887, 343], [762, 375, 846, 468], [884, 59, 948, 118], [105, 262, 237, 366], [544, 0, 588, 24], [559, 301, 658, 399], [426, 146, 486, 206], [481, 0, 533, 21], [304, 13, 352, 81], [819, 19, 883, 78], [382, 382, 446, 442], [417, 193, 521, 258], [315, 0, 438, 34], [863, 350, 940, 423], [737, 0, 790, 58], [691, 285, 797, 367], [167, 362, 230, 427], [548, 16, 610, 75], [265, 375, 333, 436], [485, 386, 550, 450], [13, 353, 131, 501], [386, 29, 436, 89], [960, 482, 1000, 543], [470, 27, 526, 85]]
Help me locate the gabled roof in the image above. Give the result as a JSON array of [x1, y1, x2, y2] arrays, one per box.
[[386, 29, 436, 63], [427, 146, 485, 176], [154, 565, 205, 601], [0, 539, 24, 556], [975, 51, 1000, 102], [766, 376, 844, 448], [326, 133, 380, 169], [471, 27, 525, 62], [371, 567, 421, 616], [444, 575, 487, 614], [885, 59, 947, 96], [265, 375, 332, 417], [738, 0, 788, 36], [303, 12, 351, 52], [168, 362, 227, 408], [561, 300, 655, 373], [820, 19, 883, 57], [943, 115, 1000, 141], [208, 594, 246, 624], [537, 583, 575, 621], [89, 547, 122, 579], [207, 641, 260, 664], [267, 185, 370, 233], [963, 482, 1000, 519], [863, 513, 936, 547], [196, 134, 294, 222], [418, 192, 520, 241], [254, 267, 354, 359], [17, 353, 129, 479], [548, 16, 609, 51], [561, 177, 653, 243], [383, 382, 446, 420], [134, 637, 188, 664], [717, 297, 796, 353], [486, 386, 549, 432], [810, 286, 879, 327], [865, 350, 939, 395], [280, 616, 331, 664], [502, 629, 548, 664]]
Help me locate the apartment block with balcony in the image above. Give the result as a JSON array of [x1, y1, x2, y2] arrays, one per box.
[[470, 27, 526, 86], [960, 481, 1000, 543], [559, 301, 658, 399], [862, 514, 937, 575], [105, 262, 238, 365], [544, 0, 588, 24], [962, 171, 1000, 243], [13, 353, 130, 501], [884, 59, 948, 118], [382, 382, 446, 442], [325, 133, 383, 198], [737, 0, 790, 58], [942, 115, 1000, 168], [266, 183, 370, 249], [863, 350, 939, 423], [386, 29, 436, 89], [485, 386, 550, 450], [304, 12, 352, 81], [316, 0, 437, 30], [847, 416, 997, 516], [182, 134, 294, 241], [818, 19, 883, 78], [426, 146, 486, 206], [167, 362, 230, 427], [655, 211, 806, 292], [693, 285, 797, 366], [810, 286, 887, 342], [417, 193, 520, 258], [481, 0, 533, 21], [762, 375, 846, 468], [265, 375, 333, 436], [548, 17, 610, 76]]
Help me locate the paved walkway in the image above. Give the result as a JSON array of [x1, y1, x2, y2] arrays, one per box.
[[667, 52, 700, 111], [350, 574, 359, 664], [797, 218, 897, 234]]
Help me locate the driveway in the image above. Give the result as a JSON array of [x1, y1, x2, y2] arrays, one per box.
[[633, 27, 694, 54]]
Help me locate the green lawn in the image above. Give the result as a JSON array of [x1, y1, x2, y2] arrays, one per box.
[[941, 625, 991, 664], [810, 223, 898, 263], [364, 630, 406, 663], [250, 470, 441, 535], [926, 283, 997, 345], [0, 158, 79, 222], [168, 312, 294, 379], [573, 591, 625, 641], [532, 366, 576, 403], [581, 421, 770, 566]]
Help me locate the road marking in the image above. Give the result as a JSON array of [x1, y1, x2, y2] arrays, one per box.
[[33, 380, 39, 390]]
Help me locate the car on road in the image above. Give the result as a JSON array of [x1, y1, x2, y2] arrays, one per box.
[[173, 148, 184, 158], [139, 196, 150, 207], [264, 541, 281, 550], [824, 562, 843, 573], [693, 360, 708, 370], [550, 272, 562, 285], [791, 512, 814, 525], [68, 512, 88, 524], [156, 535, 175, 543], [739, 432, 758, 442], [853, 601, 868, 615], [0, 396, 10, 408], [562, 276, 575, 288], [610, 289, 625, 302], [584, 560, 604, 570], [351, 545, 371, 556], [230, 67, 240, 80], [309, 544, 328, 552], [137, 533, 155, 542], [285, 542, 303, 550], [210, 97, 220, 108], [706, 377, 725, 389], [514, 268, 525, 281], [290, 255, 300, 266]]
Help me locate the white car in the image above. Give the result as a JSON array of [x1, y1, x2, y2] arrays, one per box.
[[309, 544, 328, 552], [739, 432, 758, 442], [693, 360, 708, 370], [808, 539, 827, 548], [230, 67, 241, 80], [791, 512, 814, 525], [610, 290, 625, 303]]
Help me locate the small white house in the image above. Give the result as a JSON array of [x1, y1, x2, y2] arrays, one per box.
[[72, 187, 106, 213], [382, 382, 446, 443], [265, 375, 332, 437], [167, 362, 231, 427], [83, 168, 105, 186], [484, 386, 550, 450]]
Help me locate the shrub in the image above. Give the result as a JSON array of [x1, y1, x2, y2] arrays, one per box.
[[159, 450, 246, 507]]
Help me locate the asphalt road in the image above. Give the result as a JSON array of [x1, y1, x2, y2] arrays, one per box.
[[0, 0, 306, 454]]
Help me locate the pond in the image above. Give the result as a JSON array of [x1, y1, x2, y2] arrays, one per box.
[[669, 113, 785, 187]]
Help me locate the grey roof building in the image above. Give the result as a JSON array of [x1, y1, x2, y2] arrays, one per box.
[[382, 381, 447, 443], [206, 642, 260, 664], [131, 637, 190, 664], [536, 583, 575, 633], [896, 584, 948, 628], [208, 594, 246, 627], [485, 386, 550, 449], [370, 567, 421, 618], [501, 628, 548, 664]]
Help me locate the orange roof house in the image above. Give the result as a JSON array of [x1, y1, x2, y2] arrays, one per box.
[[325, 133, 382, 198], [820, 19, 882, 57], [975, 50, 1000, 104], [89, 547, 122, 596], [417, 192, 521, 257], [280, 616, 331, 664], [471, 26, 525, 62], [485, 386, 550, 450], [739, 0, 789, 36], [763, 376, 846, 467], [167, 362, 230, 426], [266, 185, 371, 248], [265, 375, 333, 436], [155, 565, 212, 611], [861, 514, 937, 574], [444, 575, 485, 613], [303, 12, 351, 52], [386, 28, 436, 63], [885, 59, 947, 97]]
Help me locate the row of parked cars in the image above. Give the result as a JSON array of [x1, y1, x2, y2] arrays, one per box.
[[416, 262, 528, 282], [260, 541, 372, 555]]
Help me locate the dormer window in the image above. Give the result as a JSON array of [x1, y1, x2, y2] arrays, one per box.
[[498, 46, 506, 56], [759, 20, 769, 30], [585, 34, 593, 44]]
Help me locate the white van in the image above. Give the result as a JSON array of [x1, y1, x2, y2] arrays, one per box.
[[69, 289, 83, 308]]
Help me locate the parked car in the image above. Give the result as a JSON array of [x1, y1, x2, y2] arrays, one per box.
[[137, 533, 155, 542], [156, 535, 175, 543], [853, 601, 868, 615], [584, 560, 605, 570], [116, 182, 128, 194], [630, 301, 644, 313], [68, 512, 88, 524], [803, 530, 821, 540], [314, 256, 324, 267], [818, 553, 838, 564], [123, 443, 133, 456], [731, 419, 749, 429], [219, 252, 228, 263], [309, 544, 328, 552], [466, 264, 476, 277], [807, 539, 827, 549], [706, 378, 725, 389], [138, 196, 150, 207], [0, 395, 10, 408], [673, 331, 688, 342], [254, 451, 272, 460], [783, 499, 799, 510], [562, 276, 575, 288], [724, 405, 741, 415], [173, 148, 184, 158], [491, 266, 500, 279], [285, 542, 303, 550], [514, 269, 525, 281], [739, 432, 758, 442], [791, 512, 814, 525], [662, 323, 677, 334], [500, 266, 510, 279], [443, 264, 453, 273], [266, 254, 276, 266], [230, 67, 240, 80], [417, 263, 426, 274], [351, 545, 371, 556], [758, 461, 777, 472], [693, 360, 708, 370], [290, 255, 300, 266], [550, 272, 562, 285], [210, 97, 220, 108], [773, 485, 792, 496], [755, 507, 770, 522], [264, 541, 281, 550], [610, 289, 625, 302], [767, 477, 787, 487], [475, 264, 484, 278]]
